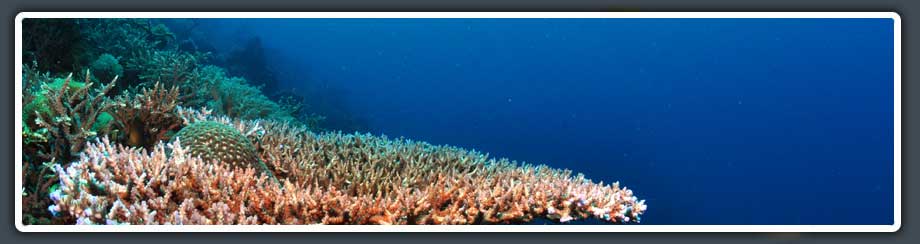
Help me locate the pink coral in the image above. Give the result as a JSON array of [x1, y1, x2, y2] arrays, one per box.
[[49, 117, 646, 225]]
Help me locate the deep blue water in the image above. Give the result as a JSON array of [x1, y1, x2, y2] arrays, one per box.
[[188, 18, 895, 225]]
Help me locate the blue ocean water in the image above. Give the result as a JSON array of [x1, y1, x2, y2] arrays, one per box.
[[189, 18, 894, 225]]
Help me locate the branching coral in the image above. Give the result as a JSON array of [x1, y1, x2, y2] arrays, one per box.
[[22, 63, 50, 145], [126, 49, 208, 90], [23, 18, 175, 91], [22, 69, 115, 224], [188, 65, 299, 123], [76, 19, 175, 64], [49, 116, 646, 225], [33, 70, 116, 162], [107, 82, 182, 148], [48, 138, 274, 224]]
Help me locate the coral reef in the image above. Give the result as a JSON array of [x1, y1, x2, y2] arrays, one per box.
[[25, 18, 648, 226], [20, 18, 322, 225], [49, 116, 646, 225]]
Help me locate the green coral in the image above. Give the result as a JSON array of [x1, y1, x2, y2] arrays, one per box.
[[89, 53, 123, 83], [74, 19, 162, 65], [213, 76, 296, 122], [47, 76, 86, 91], [23, 77, 86, 128], [190, 65, 300, 123], [127, 49, 206, 87], [24, 75, 114, 134], [91, 112, 114, 135], [37, 19, 184, 84]]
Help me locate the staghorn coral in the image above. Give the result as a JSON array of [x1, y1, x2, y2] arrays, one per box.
[[76, 19, 176, 65], [31, 18, 316, 127], [181, 65, 230, 109], [170, 65, 299, 123], [189, 65, 299, 123], [33, 70, 116, 162], [107, 82, 182, 148], [21, 64, 56, 224], [22, 63, 51, 144], [49, 117, 646, 225], [129, 50, 204, 86], [48, 138, 269, 225], [22, 68, 116, 224]]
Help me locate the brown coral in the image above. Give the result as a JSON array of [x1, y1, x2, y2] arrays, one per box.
[[49, 116, 646, 225], [107, 82, 182, 148]]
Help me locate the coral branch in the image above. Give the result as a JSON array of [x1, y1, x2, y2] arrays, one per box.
[[107, 81, 182, 148], [34, 70, 116, 162]]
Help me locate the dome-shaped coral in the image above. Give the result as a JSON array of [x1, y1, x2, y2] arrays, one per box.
[[90, 53, 123, 83], [174, 121, 262, 171]]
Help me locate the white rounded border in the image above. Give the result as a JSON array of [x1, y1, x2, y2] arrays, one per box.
[[13, 12, 902, 233]]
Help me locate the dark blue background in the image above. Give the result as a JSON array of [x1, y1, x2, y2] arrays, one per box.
[[195, 18, 895, 224]]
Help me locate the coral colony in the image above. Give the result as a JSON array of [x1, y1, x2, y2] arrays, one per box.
[[22, 19, 646, 225]]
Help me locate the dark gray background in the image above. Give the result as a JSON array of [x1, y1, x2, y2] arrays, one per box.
[[1, 0, 913, 243]]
